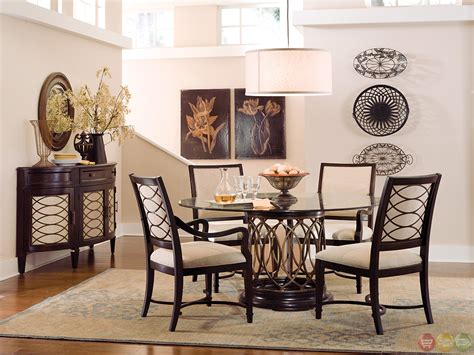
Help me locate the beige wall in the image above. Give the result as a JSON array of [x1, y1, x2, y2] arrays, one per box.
[[0, 14, 123, 277], [122, 56, 307, 197], [174, 5, 218, 47], [304, 22, 473, 259], [121, 135, 192, 224]]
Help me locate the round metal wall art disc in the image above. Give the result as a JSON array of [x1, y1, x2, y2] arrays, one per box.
[[353, 143, 413, 176], [353, 85, 409, 137], [353, 48, 407, 79]]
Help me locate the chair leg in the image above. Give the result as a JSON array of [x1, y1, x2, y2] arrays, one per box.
[[205, 273, 212, 307], [315, 259, 325, 319], [420, 269, 434, 324], [369, 276, 383, 335], [169, 275, 184, 332], [244, 264, 253, 323], [213, 272, 219, 293], [141, 267, 154, 317], [356, 275, 362, 294]]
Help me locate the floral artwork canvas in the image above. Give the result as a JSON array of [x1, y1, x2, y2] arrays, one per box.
[[181, 89, 231, 159], [234, 88, 286, 159]]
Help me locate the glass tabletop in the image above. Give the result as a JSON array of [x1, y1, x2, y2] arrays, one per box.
[[179, 192, 378, 214]]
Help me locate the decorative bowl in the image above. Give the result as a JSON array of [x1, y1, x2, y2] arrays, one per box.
[[259, 173, 309, 205]]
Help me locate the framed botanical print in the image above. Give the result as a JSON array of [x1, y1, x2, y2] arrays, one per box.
[[181, 89, 231, 159], [234, 88, 286, 159]]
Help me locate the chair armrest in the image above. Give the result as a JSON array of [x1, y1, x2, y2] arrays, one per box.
[[355, 209, 371, 242], [175, 217, 249, 245], [185, 218, 209, 233]]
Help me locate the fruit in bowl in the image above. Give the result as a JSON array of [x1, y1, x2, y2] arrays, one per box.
[[262, 163, 307, 176], [260, 164, 309, 204]]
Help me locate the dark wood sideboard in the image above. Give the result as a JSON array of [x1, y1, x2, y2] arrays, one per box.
[[16, 163, 117, 273]]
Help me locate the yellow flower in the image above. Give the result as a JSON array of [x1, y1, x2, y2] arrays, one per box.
[[185, 96, 224, 154], [264, 100, 281, 117], [47, 68, 133, 143], [238, 99, 264, 116]]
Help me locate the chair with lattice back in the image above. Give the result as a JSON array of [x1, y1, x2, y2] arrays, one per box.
[[130, 174, 253, 331], [314, 174, 442, 335], [189, 164, 246, 292]]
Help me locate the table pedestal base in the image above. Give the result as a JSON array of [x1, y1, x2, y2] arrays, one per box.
[[240, 278, 333, 311]]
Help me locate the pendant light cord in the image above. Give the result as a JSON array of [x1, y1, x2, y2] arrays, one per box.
[[286, 0, 290, 48]]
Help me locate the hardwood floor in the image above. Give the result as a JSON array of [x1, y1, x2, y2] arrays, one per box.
[[0, 236, 471, 354]]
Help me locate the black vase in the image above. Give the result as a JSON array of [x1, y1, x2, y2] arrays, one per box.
[[87, 133, 107, 164]]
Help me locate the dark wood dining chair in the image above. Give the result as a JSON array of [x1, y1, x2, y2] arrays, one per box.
[[318, 163, 376, 294], [130, 174, 253, 331], [189, 164, 245, 292], [315, 174, 442, 335]]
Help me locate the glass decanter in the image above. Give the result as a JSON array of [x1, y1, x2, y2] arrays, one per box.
[[214, 168, 236, 203]]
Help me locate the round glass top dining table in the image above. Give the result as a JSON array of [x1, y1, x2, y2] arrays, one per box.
[[179, 192, 378, 214], [179, 192, 379, 311]]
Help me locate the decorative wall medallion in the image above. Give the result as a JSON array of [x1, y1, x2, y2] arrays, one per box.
[[353, 85, 409, 137], [353, 143, 413, 176], [353, 48, 407, 79]]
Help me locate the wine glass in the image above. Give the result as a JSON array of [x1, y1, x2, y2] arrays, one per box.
[[242, 176, 253, 200], [233, 176, 244, 200], [250, 176, 262, 199]]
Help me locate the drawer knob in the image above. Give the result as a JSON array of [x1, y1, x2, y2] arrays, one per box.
[[89, 173, 95, 178]]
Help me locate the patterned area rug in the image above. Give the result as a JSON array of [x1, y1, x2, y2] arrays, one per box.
[[0, 269, 472, 353]]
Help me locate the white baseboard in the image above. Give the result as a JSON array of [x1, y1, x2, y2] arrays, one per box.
[[0, 235, 127, 282]]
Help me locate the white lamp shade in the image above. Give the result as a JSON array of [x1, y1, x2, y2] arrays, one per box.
[[245, 48, 332, 96]]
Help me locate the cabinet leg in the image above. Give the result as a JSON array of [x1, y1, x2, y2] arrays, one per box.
[[71, 249, 79, 269], [18, 254, 26, 274], [110, 237, 116, 254]]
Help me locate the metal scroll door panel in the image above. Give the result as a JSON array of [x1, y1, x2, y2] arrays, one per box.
[[78, 184, 113, 246], [25, 188, 75, 252]]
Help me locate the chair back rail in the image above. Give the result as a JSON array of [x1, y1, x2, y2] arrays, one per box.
[[370, 174, 442, 269], [130, 174, 184, 271]]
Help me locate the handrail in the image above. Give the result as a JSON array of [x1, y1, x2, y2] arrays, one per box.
[[135, 132, 192, 166]]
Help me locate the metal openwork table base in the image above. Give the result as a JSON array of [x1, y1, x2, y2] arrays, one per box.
[[239, 210, 332, 311]]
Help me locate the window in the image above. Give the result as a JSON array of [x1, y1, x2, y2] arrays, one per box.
[[27, 0, 51, 10], [74, 0, 106, 27], [220, 4, 283, 46], [123, 10, 174, 48], [367, 0, 459, 5], [74, 0, 95, 25]]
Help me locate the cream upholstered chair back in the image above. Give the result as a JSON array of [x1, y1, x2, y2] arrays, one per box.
[[372, 174, 441, 252], [318, 163, 375, 195], [189, 164, 244, 220], [130, 174, 183, 265], [318, 163, 376, 221]]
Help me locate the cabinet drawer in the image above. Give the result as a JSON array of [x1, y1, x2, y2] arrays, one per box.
[[80, 168, 113, 183], [26, 170, 73, 186]]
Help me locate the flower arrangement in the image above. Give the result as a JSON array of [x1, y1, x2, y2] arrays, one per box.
[[238, 98, 281, 156], [47, 67, 133, 143], [185, 96, 225, 154]]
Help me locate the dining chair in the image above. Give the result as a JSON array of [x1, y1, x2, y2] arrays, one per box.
[[314, 174, 442, 335], [189, 164, 246, 292], [318, 162, 376, 294], [130, 174, 253, 331]]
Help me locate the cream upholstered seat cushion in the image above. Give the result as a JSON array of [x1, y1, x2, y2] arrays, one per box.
[[315, 242, 422, 270], [206, 222, 243, 242], [325, 221, 373, 241], [150, 241, 245, 269]]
